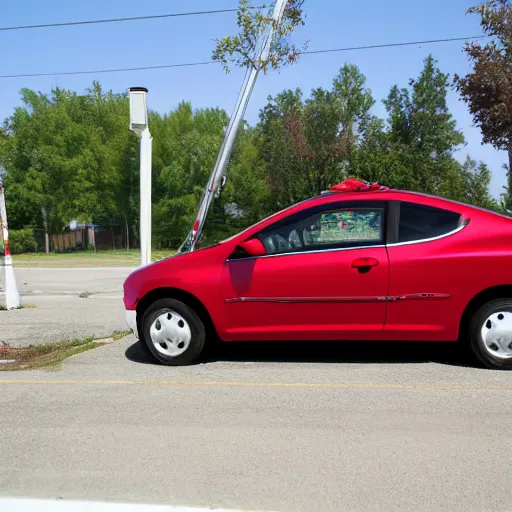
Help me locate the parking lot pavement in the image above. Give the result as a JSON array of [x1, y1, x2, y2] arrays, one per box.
[[0, 268, 132, 347], [1, 336, 512, 511], [1, 267, 133, 296]]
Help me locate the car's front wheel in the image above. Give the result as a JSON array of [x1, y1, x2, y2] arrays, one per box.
[[141, 298, 205, 366], [469, 299, 512, 370]]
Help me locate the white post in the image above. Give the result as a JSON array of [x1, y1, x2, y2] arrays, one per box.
[[0, 182, 21, 310], [140, 127, 152, 267], [129, 87, 152, 267]]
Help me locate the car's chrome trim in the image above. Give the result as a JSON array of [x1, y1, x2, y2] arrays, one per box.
[[227, 244, 386, 261], [225, 293, 451, 304], [387, 293, 451, 301], [226, 296, 387, 304], [386, 223, 467, 247]]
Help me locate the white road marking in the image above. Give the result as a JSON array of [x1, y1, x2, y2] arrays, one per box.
[[0, 498, 273, 512]]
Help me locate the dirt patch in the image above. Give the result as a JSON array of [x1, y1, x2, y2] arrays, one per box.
[[0, 338, 102, 371], [0, 331, 131, 371]]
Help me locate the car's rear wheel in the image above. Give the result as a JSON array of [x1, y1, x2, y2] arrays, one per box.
[[469, 299, 512, 370], [141, 298, 205, 366]]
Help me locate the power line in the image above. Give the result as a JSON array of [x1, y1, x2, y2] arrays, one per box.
[[302, 35, 488, 55], [0, 7, 266, 32], [0, 35, 490, 79], [0, 62, 215, 79]]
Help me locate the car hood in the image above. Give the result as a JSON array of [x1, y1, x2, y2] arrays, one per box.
[[124, 244, 222, 285]]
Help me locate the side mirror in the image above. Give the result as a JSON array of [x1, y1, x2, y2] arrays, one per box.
[[238, 238, 266, 257]]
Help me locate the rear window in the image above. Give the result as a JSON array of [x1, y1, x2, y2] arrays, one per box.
[[399, 202, 461, 243]]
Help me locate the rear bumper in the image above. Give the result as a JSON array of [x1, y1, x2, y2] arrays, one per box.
[[125, 310, 139, 339]]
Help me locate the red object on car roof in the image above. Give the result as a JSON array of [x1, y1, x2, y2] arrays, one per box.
[[330, 178, 389, 192]]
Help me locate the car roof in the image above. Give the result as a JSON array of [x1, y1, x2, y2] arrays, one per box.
[[315, 188, 444, 202], [311, 189, 503, 216]]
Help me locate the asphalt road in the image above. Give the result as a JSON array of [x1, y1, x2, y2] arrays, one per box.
[[1, 335, 512, 511], [0, 268, 131, 346], [9, 267, 133, 296]]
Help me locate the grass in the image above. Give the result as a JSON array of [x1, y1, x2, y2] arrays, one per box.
[[112, 330, 132, 341], [0, 331, 132, 371], [11, 249, 175, 268], [0, 303, 37, 311]]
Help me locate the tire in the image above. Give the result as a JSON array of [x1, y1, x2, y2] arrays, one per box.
[[468, 298, 512, 370], [141, 298, 205, 366]]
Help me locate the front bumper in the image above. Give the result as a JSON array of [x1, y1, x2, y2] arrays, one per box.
[[125, 310, 139, 339]]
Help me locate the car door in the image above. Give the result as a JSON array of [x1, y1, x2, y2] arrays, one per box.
[[385, 200, 468, 341], [220, 200, 390, 341]]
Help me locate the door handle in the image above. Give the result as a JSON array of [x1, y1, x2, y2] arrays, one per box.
[[351, 257, 379, 274]]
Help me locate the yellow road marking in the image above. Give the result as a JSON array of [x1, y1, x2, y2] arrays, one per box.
[[0, 380, 511, 391]]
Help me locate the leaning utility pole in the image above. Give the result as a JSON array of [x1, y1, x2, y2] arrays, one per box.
[[129, 87, 153, 267], [0, 179, 21, 310], [179, 0, 289, 253]]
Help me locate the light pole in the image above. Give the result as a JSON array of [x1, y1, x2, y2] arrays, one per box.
[[179, 0, 289, 253], [0, 177, 21, 310], [129, 87, 152, 267]]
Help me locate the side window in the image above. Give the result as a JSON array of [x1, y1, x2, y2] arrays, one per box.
[[398, 202, 462, 243], [258, 207, 384, 255]]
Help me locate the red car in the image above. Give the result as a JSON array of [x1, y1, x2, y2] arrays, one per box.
[[124, 185, 512, 370]]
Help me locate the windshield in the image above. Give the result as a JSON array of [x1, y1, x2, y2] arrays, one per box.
[[216, 198, 318, 246], [179, 198, 317, 254]]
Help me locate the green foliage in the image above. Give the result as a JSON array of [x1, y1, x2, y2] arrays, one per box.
[[258, 64, 379, 209], [153, 194, 197, 249], [212, 0, 308, 73], [380, 55, 466, 196], [455, 0, 512, 151], [148, 103, 271, 248], [9, 228, 37, 254], [0, 51, 505, 252], [445, 156, 497, 209], [257, 55, 501, 214], [0, 82, 139, 236], [455, 0, 512, 207]]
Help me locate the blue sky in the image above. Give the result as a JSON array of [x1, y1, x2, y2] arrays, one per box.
[[1, 0, 508, 197]]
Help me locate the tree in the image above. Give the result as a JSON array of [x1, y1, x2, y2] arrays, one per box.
[[259, 64, 377, 208], [383, 55, 465, 195], [0, 84, 138, 251], [212, 0, 307, 73], [149, 103, 269, 248], [0, 88, 71, 247], [455, 0, 512, 206], [462, 156, 497, 208], [150, 103, 229, 248], [85, 82, 140, 248]]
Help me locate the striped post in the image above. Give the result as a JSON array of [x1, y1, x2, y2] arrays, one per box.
[[0, 182, 21, 310]]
